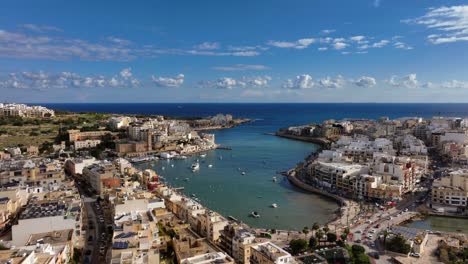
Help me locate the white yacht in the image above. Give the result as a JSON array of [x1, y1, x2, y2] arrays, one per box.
[[191, 162, 200, 171], [251, 211, 260, 218], [208, 164, 213, 168], [271, 203, 278, 208], [241, 171, 246, 175], [272, 177, 277, 182], [200, 153, 207, 158]]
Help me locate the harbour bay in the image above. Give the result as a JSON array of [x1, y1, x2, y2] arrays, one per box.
[[42, 103, 468, 230]]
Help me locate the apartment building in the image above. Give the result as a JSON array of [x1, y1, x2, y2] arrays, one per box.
[[432, 170, 468, 210], [250, 242, 294, 264]]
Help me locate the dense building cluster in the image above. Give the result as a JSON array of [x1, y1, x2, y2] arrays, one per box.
[[0, 103, 55, 118]]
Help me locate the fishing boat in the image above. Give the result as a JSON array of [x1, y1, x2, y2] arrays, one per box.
[[251, 211, 260, 218], [191, 162, 200, 171], [271, 203, 278, 208]]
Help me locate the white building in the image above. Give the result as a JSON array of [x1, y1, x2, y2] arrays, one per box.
[[250, 242, 294, 264], [74, 139, 101, 150]]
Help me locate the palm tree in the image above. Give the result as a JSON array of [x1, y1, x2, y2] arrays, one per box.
[[312, 222, 320, 235], [303, 226, 310, 238], [383, 229, 390, 249], [315, 230, 324, 246], [323, 225, 330, 233]]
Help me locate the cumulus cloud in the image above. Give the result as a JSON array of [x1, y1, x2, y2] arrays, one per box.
[[441, 80, 468, 89], [194, 42, 220, 50], [387, 73, 419, 88], [211, 64, 270, 71], [321, 29, 336, 34], [120, 68, 133, 79], [19, 24, 62, 32], [268, 38, 315, 49], [354, 76, 377, 87], [332, 42, 348, 50], [0, 68, 140, 90], [151, 74, 185, 88], [283, 75, 315, 89], [403, 5, 468, 44], [358, 39, 389, 49], [199, 76, 271, 89], [393, 41, 413, 50], [318, 76, 346, 88]]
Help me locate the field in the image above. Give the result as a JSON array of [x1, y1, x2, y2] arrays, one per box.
[[0, 112, 111, 149]]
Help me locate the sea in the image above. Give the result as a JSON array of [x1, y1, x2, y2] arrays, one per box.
[[41, 103, 468, 230]]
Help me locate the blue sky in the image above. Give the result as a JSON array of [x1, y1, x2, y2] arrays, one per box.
[[1, 0, 468, 102]]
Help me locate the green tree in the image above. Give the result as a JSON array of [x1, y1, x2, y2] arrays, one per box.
[[323, 225, 330, 233], [312, 222, 320, 232], [340, 233, 347, 242], [386, 234, 411, 254], [327, 233, 337, 243], [355, 253, 371, 264], [289, 239, 308, 255], [351, 245, 366, 255], [308, 237, 318, 249], [303, 226, 310, 238]]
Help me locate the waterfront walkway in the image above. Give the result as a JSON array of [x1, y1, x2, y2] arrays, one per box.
[[287, 171, 361, 231]]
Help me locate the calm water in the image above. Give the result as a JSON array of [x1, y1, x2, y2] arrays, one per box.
[[42, 103, 468, 229], [403, 216, 468, 233]]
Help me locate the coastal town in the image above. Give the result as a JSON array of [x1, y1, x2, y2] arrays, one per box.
[[0, 103, 466, 264]]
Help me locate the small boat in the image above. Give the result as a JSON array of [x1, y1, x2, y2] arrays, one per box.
[[184, 178, 189, 181], [218, 156, 223, 160], [251, 211, 260, 218], [162, 167, 165, 170], [271, 203, 278, 208], [200, 153, 207, 158], [208, 164, 213, 168], [191, 162, 200, 171], [191, 193, 196, 197], [272, 177, 277, 182], [241, 171, 246, 175], [171, 164, 174, 168]]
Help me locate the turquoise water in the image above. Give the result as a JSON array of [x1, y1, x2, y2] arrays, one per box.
[[403, 216, 468, 233], [137, 124, 338, 230], [43, 103, 468, 230]]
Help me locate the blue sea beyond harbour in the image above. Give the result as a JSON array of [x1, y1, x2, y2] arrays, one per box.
[[41, 103, 468, 229]]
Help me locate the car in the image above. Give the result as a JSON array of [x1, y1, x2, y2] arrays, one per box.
[[410, 252, 421, 258], [355, 230, 362, 233], [367, 234, 373, 239], [355, 239, 361, 243], [370, 229, 376, 233], [374, 224, 380, 228], [404, 208, 409, 212]]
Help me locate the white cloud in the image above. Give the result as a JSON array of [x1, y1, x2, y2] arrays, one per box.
[[283, 74, 315, 89], [373, 0, 382, 8], [152, 74, 185, 88], [387, 73, 419, 88], [441, 80, 468, 89], [393, 41, 413, 50], [268, 38, 316, 49], [318, 47, 328, 51], [318, 76, 346, 88], [120, 68, 132, 79], [194, 42, 220, 50], [200, 76, 270, 89], [404, 5, 468, 44], [19, 24, 62, 32], [358, 39, 389, 49], [0, 68, 140, 90], [248, 76, 271, 87], [321, 29, 336, 34], [354, 76, 377, 87], [333, 42, 348, 50], [107, 36, 132, 46], [212, 64, 269, 71], [349, 36, 369, 45]]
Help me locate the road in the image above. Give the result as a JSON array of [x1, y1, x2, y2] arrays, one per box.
[[75, 178, 111, 264]]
